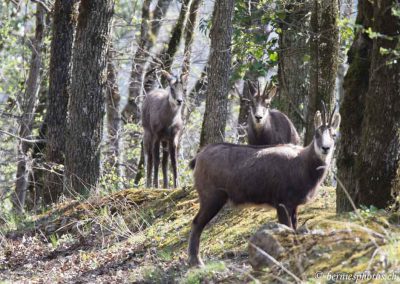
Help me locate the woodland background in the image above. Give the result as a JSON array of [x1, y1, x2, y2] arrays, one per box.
[[0, 0, 400, 282]]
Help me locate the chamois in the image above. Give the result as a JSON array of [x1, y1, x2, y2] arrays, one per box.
[[247, 81, 300, 145], [188, 107, 341, 266], [142, 70, 186, 188]]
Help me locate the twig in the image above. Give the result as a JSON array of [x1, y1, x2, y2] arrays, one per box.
[[249, 242, 302, 283], [0, 129, 46, 143]]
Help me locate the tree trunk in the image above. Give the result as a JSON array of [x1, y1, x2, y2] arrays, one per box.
[[336, 0, 373, 212], [278, 0, 310, 135], [144, 0, 190, 92], [64, 0, 114, 197], [105, 49, 121, 174], [199, 0, 234, 148], [304, 0, 339, 145], [182, 0, 202, 76], [237, 75, 257, 144], [353, 0, 400, 209], [13, 5, 45, 212], [122, 0, 152, 123], [42, 0, 79, 205]]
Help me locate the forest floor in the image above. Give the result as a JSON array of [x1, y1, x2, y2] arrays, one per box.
[[1, 187, 400, 283]]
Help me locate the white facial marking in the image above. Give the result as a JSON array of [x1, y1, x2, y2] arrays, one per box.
[[314, 129, 334, 163], [251, 107, 268, 127]]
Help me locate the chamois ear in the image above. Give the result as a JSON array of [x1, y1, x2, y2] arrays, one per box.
[[246, 80, 257, 96], [180, 73, 189, 84], [331, 112, 341, 131], [314, 111, 323, 129], [161, 70, 176, 84], [263, 82, 277, 100]]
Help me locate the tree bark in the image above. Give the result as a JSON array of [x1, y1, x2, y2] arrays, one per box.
[[42, 0, 79, 205], [353, 0, 400, 209], [278, 0, 310, 135], [64, 0, 114, 196], [13, 5, 45, 211], [336, 0, 373, 212], [304, 0, 339, 145], [199, 0, 234, 148]]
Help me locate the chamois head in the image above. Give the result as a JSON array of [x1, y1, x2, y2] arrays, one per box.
[[161, 70, 188, 108], [248, 81, 277, 125], [313, 103, 341, 161]]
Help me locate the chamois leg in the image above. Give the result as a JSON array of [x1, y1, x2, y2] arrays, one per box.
[[161, 141, 169, 188], [143, 133, 152, 188], [291, 206, 298, 230], [277, 204, 293, 229], [169, 141, 179, 188], [153, 140, 160, 188], [188, 191, 228, 266]]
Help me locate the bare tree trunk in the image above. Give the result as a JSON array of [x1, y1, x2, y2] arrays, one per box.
[[42, 0, 79, 205], [278, 0, 310, 135], [351, 0, 400, 209], [122, 0, 152, 123], [182, 0, 202, 76], [122, 0, 172, 123], [144, 0, 190, 92], [237, 75, 257, 144], [199, 0, 234, 148], [304, 0, 339, 145], [105, 49, 121, 173], [336, 0, 373, 212], [64, 0, 114, 197], [13, 5, 45, 212]]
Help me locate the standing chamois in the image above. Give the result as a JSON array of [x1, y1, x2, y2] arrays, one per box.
[[188, 106, 341, 266], [247, 81, 300, 145], [142, 71, 186, 188]]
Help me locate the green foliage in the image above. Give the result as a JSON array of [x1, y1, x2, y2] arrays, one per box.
[[231, 0, 279, 81]]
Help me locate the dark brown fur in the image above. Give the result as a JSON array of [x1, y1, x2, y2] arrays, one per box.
[[247, 109, 300, 145], [188, 110, 340, 266], [246, 82, 300, 145]]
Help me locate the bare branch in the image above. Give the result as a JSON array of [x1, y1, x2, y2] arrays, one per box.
[[0, 129, 46, 143]]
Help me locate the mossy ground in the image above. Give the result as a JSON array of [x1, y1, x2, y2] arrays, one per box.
[[1, 187, 399, 283]]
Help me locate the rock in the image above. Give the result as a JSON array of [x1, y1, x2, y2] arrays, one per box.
[[248, 222, 293, 270]]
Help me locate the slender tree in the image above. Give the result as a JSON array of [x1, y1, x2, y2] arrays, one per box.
[[182, 0, 202, 76], [42, 0, 79, 205], [13, 5, 45, 211], [304, 0, 339, 145], [278, 1, 310, 134], [64, 0, 114, 196], [337, 0, 400, 211], [105, 48, 121, 172], [199, 0, 234, 147], [143, 0, 190, 92], [122, 0, 172, 122]]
